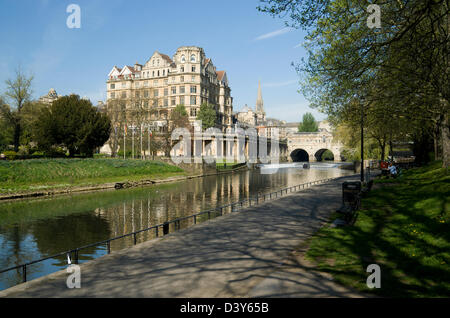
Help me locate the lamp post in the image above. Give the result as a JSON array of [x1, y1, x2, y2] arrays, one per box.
[[360, 97, 365, 183]]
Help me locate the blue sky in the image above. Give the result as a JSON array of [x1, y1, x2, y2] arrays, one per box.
[[0, 0, 326, 122]]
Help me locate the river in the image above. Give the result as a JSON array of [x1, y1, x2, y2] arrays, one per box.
[[0, 162, 354, 290]]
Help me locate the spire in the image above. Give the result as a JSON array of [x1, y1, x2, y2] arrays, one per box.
[[256, 80, 264, 114]]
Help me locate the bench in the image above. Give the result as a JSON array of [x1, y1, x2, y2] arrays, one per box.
[[336, 181, 361, 225]]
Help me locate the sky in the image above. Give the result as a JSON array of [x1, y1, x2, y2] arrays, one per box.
[[0, 0, 326, 123]]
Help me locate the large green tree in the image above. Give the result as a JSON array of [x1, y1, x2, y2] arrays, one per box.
[[34, 94, 111, 157], [0, 98, 13, 151], [258, 0, 449, 166], [196, 102, 217, 131], [298, 112, 319, 132]]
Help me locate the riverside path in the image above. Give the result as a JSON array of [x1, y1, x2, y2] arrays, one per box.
[[0, 175, 367, 298]]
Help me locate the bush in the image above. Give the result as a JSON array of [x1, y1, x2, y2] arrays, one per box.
[[45, 147, 67, 158], [3, 150, 17, 160], [93, 153, 110, 159], [117, 150, 133, 158]]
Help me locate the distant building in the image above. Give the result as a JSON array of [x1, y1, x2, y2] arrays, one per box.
[[234, 81, 332, 141], [38, 88, 60, 105]]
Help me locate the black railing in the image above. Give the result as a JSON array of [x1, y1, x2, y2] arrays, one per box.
[[0, 177, 335, 288]]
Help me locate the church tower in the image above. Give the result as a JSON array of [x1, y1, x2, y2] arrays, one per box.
[[255, 80, 266, 125]]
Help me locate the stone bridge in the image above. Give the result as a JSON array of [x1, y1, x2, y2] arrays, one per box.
[[287, 132, 342, 162]]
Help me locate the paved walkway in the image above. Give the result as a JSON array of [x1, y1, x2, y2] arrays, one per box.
[[0, 175, 367, 298]]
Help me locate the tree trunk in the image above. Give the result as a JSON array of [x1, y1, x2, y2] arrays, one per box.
[[442, 112, 450, 168], [13, 117, 21, 152]]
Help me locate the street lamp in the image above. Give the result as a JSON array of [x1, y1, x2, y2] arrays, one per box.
[[360, 96, 365, 183]]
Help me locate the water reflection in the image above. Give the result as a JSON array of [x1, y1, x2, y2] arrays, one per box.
[[0, 164, 353, 290]]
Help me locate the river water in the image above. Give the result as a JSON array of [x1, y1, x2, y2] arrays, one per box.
[[0, 162, 354, 290]]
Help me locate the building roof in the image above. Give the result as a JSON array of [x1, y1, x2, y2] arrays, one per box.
[[159, 53, 173, 64], [216, 70, 225, 81]]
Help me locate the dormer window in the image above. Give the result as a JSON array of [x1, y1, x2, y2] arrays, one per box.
[[181, 55, 186, 63]]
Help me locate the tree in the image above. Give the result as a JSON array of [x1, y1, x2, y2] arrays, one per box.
[[159, 104, 191, 156], [258, 0, 449, 167], [0, 98, 13, 151], [196, 102, 217, 131], [298, 112, 318, 132], [3, 68, 33, 151], [34, 95, 111, 157]]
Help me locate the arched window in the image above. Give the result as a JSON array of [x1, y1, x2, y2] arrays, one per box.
[[181, 55, 186, 63], [190, 54, 196, 62]]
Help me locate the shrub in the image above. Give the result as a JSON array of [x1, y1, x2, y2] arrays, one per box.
[[3, 150, 17, 160]]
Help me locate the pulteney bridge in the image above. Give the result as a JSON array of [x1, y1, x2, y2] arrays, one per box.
[[287, 131, 342, 162]]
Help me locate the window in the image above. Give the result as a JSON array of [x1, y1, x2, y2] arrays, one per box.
[[163, 70, 165, 76], [135, 82, 140, 88], [180, 86, 185, 94], [157, 70, 160, 77], [190, 85, 197, 94], [144, 90, 149, 98], [164, 99, 168, 107], [191, 75, 195, 82], [144, 81, 148, 87], [180, 66, 184, 72], [110, 92, 115, 99], [144, 100, 149, 108], [179, 96, 185, 105], [154, 80, 158, 86], [122, 82, 126, 88], [121, 91, 126, 98], [164, 88, 168, 96], [152, 71, 155, 77], [164, 79, 168, 85], [190, 107, 197, 117], [171, 97, 176, 106], [190, 96, 196, 105], [191, 66, 196, 72], [190, 54, 196, 62], [171, 86, 176, 94], [181, 55, 186, 63], [180, 76, 184, 82], [135, 91, 140, 98], [154, 90, 159, 97], [110, 84, 115, 89]]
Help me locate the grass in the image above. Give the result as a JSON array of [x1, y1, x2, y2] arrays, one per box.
[[0, 158, 185, 194], [305, 161, 450, 297]]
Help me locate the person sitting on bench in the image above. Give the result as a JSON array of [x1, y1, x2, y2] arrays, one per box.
[[388, 163, 398, 178]]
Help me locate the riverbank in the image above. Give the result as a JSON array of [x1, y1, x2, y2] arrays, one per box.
[[0, 158, 185, 199], [304, 161, 450, 297], [0, 174, 366, 297], [0, 158, 254, 202]]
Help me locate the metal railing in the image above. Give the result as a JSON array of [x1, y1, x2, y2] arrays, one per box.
[[0, 177, 335, 287]]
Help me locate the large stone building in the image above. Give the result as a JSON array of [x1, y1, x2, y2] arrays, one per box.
[[106, 46, 233, 132]]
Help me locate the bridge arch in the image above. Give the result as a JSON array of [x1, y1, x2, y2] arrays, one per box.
[[290, 148, 310, 162], [314, 148, 335, 161]]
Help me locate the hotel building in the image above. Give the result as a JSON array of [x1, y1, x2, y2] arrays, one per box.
[[106, 46, 233, 132]]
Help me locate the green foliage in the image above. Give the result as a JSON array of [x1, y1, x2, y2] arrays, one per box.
[[258, 0, 449, 167], [172, 104, 188, 117], [0, 101, 14, 151], [298, 112, 318, 132], [33, 95, 111, 157], [3, 151, 17, 161], [196, 102, 217, 131]]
